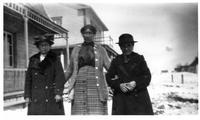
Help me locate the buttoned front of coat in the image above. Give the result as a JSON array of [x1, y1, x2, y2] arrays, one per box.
[[24, 51, 65, 115], [106, 52, 153, 115], [65, 44, 110, 102]]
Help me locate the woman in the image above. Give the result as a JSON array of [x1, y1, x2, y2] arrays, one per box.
[[65, 25, 110, 115], [106, 33, 153, 115], [24, 34, 65, 115]]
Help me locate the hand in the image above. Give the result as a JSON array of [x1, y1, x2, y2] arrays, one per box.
[[25, 98, 31, 107], [65, 88, 74, 103], [108, 87, 113, 95], [108, 87, 113, 99], [126, 81, 136, 91], [25, 98, 30, 103], [120, 83, 129, 93], [55, 95, 62, 102]]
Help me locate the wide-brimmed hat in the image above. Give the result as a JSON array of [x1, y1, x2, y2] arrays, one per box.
[[34, 34, 54, 46], [116, 33, 137, 45], [80, 24, 97, 34]]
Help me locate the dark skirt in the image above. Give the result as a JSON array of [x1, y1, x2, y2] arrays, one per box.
[[71, 66, 108, 115]]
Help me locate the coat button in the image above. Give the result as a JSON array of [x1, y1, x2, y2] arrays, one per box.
[[135, 94, 138, 97], [33, 99, 37, 102]]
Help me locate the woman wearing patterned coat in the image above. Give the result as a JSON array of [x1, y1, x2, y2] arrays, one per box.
[[65, 25, 111, 115]]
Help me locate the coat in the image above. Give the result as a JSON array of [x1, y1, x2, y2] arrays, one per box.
[[106, 52, 153, 115], [24, 51, 65, 115], [65, 44, 110, 102]]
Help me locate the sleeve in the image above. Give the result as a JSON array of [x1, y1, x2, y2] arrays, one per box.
[[64, 47, 75, 82], [101, 46, 111, 71], [24, 60, 32, 99], [134, 55, 151, 91], [54, 57, 65, 96], [106, 58, 121, 91]]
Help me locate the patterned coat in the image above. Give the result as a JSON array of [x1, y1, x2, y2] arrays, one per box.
[[106, 52, 154, 115], [65, 44, 110, 102], [24, 51, 65, 115]]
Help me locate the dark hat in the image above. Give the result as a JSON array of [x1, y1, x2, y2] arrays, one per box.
[[80, 24, 97, 34], [117, 33, 137, 45], [34, 33, 54, 46]]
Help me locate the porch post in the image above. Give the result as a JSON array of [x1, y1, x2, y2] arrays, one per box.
[[60, 51, 64, 69], [24, 16, 29, 68], [65, 33, 69, 68]]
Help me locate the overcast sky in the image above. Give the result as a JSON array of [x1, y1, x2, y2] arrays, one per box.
[[85, 2, 198, 73], [1, 1, 198, 74]]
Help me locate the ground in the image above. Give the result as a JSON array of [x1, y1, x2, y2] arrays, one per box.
[[149, 72, 198, 115], [3, 72, 198, 116]]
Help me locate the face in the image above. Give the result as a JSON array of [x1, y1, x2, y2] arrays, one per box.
[[82, 29, 95, 42], [120, 43, 134, 55], [38, 41, 51, 55]]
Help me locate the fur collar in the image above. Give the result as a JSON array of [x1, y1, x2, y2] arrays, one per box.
[[29, 51, 57, 73]]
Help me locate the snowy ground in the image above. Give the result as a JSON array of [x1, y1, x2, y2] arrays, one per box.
[[3, 72, 198, 116], [149, 72, 198, 115]]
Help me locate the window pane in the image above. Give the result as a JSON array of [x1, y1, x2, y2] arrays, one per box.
[[8, 34, 12, 44], [9, 45, 13, 54], [4, 32, 14, 67], [9, 55, 13, 66]]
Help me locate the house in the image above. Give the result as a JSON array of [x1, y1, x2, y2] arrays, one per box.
[[3, 3, 68, 95], [44, 3, 117, 70], [3, 3, 118, 109], [174, 57, 198, 73]]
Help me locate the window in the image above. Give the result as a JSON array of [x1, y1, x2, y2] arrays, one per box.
[[51, 16, 62, 26], [4, 31, 15, 68], [51, 16, 63, 38]]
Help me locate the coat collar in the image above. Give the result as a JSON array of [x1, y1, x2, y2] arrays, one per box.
[[29, 51, 57, 73], [118, 52, 140, 63]]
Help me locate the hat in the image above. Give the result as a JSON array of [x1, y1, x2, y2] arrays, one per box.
[[34, 33, 54, 46], [117, 33, 137, 45], [80, 24, 97, 34]]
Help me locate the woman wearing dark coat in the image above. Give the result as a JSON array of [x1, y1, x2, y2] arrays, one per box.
[[24, 34, 65, 115], [106, 33, 153, 115]]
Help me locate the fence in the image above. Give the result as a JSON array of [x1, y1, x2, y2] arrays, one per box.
[[170, 72, 198, 84]]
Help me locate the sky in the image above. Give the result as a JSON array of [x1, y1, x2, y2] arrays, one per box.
[[0, 0, 198, 74], [84, 2, 198, 73]]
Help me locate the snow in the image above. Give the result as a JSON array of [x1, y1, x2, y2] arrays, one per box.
[[149, 72, 198, 115], [2, 72, 199, 117]]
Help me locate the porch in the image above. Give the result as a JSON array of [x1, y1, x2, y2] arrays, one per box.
[[4, 69, 26, 110]]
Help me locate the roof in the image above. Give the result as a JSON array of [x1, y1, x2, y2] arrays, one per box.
[[61, 3, 108, 31], [86, 6, 108, 31], [25, 3, 50, 19], [14, 3, 68, 34], [190, 57, 198, 66]]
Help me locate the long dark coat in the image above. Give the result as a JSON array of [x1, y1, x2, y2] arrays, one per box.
[[106, 52, 153, 115], [24, 51, 65, 115]]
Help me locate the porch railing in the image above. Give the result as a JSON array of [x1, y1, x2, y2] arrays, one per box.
[[94, 36, 114, 48], [4, 68, 27, 93]]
